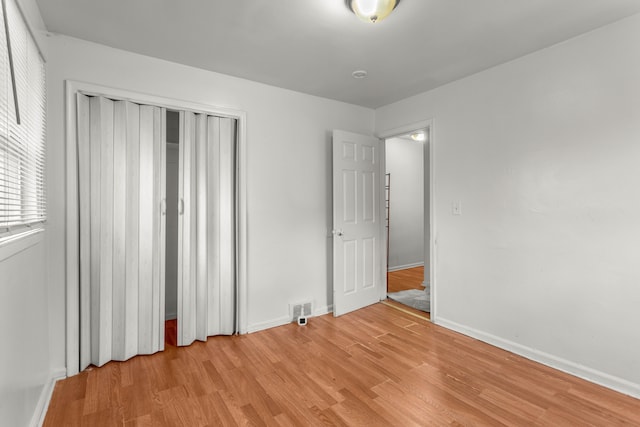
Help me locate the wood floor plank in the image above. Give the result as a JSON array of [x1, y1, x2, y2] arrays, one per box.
[[45, 303, 640, 426], [372, 378, 454, 426], [331, 388, 391, 426], [566, 385, 640, 425], [387, 266, 425, 293], [198, 391, 238, 427]]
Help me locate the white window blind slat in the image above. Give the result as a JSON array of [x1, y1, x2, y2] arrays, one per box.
[[0, 0, 46, 237]]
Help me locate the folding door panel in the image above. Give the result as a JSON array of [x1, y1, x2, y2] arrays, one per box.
[[178, 112, 237, 346], [77, 94, 165, 369]]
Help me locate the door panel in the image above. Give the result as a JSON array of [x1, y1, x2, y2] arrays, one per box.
[[178, 113, 238, 346], [177, 111, 196, 346], [343, 170, 357, 223], [363, 237, 375, 289], [77, 95, 165, 369], [333, 130, 383, 316], [363, 171, 376, 222]]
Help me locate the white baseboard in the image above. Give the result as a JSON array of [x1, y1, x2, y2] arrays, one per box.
[[31, 368, 66, 427], [246, 305, 333, 334], [168, 307, 333, 327], [435, 317, 640, 399], [247, 315, 291, 333], [314, 304, 333, 317], [387, 262, 424, 272]]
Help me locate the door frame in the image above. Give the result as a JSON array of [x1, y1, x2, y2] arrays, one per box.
[[377, 119, 436, 322], [64, 80, 248, 376]]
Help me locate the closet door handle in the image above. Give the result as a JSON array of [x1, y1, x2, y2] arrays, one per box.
[[161, 199, 166, 215], [178, 199, 184, 215]]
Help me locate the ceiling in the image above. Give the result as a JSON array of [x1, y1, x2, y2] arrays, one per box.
[[36, 0, 640, 108]]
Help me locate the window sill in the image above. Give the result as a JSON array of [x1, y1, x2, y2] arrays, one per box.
[[0, 228, 45, 262]]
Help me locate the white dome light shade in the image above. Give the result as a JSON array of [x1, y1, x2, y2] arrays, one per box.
[[348, 0, 400, 23]]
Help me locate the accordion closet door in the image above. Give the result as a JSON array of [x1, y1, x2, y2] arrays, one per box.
[[177, 112, 238, 346], [76, 94, 238, 369], [77, 94, 166, 369]]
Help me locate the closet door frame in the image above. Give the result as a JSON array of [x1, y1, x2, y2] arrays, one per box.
[[65, 80, 248, 377]]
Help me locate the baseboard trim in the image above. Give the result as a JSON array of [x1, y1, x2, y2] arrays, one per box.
[[31, 368, 66, 427], [246, 305, 333, 334], [387, 262, 424, 272], [247, 315, 291, 333], [314, 304, 333, 317], [435, 317, 640, 399]]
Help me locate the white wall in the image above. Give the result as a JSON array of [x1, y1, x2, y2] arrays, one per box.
[[45, 34, 375, 370], [0, 2, 56, 426], [0, 235, 51, 426], [376, 14, 640, 397], [385, 137, 424, 270]]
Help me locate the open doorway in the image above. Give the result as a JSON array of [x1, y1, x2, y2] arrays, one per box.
[[383, 128, 431, 319]]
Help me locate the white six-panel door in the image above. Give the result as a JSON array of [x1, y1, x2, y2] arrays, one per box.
[[332, 130, 383, 316]]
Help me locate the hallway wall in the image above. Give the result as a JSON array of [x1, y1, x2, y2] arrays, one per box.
[[385, 137, 424, 270]]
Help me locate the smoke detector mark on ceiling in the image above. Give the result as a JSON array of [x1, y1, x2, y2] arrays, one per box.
[[352, 70, 368, 79]]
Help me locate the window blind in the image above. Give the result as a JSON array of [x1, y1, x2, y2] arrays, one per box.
[[0, 0, 46, 238]]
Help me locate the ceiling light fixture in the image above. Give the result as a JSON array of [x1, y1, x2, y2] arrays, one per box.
[[410, 132, 426, 142], [346, 0, 400, 24]]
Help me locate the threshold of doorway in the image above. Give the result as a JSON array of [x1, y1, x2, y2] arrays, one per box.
[[380, 300, 430, 321]]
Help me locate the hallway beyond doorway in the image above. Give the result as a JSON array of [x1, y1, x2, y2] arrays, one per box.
[[385, 267, 429, 320]]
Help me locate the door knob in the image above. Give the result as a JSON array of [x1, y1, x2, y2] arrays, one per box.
[[332, 229, 344, 237]]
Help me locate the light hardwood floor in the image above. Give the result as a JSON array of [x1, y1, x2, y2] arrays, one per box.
[[44, 303, 640, 426], [387, 266, 425, 293]]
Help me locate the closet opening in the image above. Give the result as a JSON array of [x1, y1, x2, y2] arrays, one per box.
[[165, 110, 180, 346]]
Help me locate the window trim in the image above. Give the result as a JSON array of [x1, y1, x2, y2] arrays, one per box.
[[0, 225, 42, 261]]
